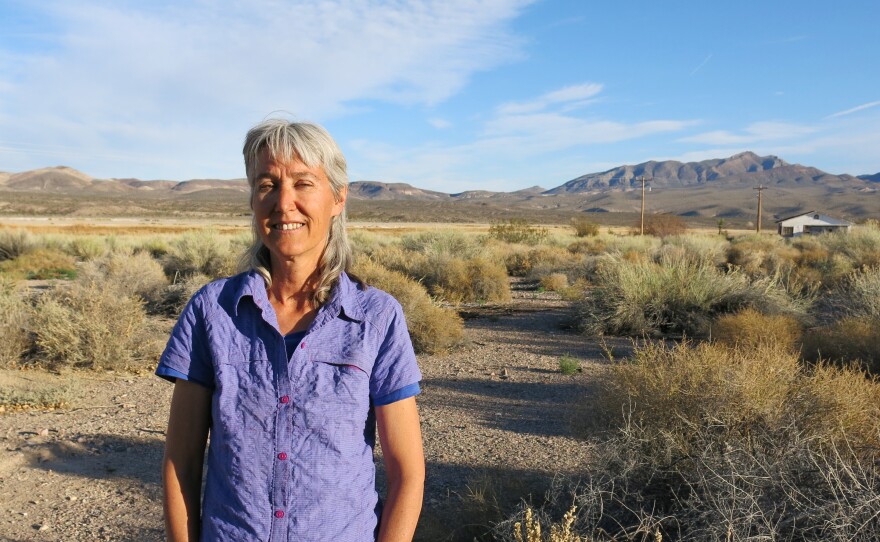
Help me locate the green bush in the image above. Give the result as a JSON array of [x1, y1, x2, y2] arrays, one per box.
[[0, 229, 35, 261], [353, 259, 463, 354], [0, 248, 77, 280], [489, 219, 548, 245], [570, 217, 600, 237], [558, 355, 581, 375]]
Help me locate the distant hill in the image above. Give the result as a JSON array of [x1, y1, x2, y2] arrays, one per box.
[[1, 154, 876, 223], [545, 151, 863, 194], [348, 181, 448, 200]]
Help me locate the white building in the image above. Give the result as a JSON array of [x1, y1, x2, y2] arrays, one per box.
[[775, 211, 851, 238]]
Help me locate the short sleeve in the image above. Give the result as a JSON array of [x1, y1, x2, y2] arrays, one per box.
[[155, 291, 214, 389], [370, 299, 422, 401]]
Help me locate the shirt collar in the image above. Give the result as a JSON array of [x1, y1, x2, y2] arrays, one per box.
[[232, 270, 365, 323]]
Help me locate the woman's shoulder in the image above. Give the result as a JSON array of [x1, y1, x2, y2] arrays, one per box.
[[341, 273, 403, 322]]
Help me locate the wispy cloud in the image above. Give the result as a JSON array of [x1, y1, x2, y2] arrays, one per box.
[[825, 100, 880, 119], [497, 83, 603, 115], [689, 53, 713, 76], [0, 0, 535, 179], [428, 118, 452, 129], [678, 121, 817, 145]]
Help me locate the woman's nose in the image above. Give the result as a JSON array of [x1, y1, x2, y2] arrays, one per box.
[[277, 182, 297, 211]]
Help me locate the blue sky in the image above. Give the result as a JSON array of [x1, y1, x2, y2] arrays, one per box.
[[1, 0, 878, 192]]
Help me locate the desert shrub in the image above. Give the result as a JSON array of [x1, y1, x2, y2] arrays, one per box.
[[660, 233, 728, 266], [490, 219, 549, 245], [544, 340, 880, 541], [0, 248, 77, 280], [642, 214, 687, 238], [570, 217, 599, 238], [503, 245, 576, 278], [66, 236, 107, 261], [576, 253, 807, 337], [163, 230, 236, 279], [822, 223, 880, 269], [802, 316, 880, 374], [711, 308, 802, 351], [159, 272, 212, 318], [76, 249, 169, 312], [400, 230, 481, 258], [601, 233, 661, 257], [558, 355, 581, 375], [353, 259, 463, 354], [29, 280, 163, 370], [540, 273, 568, 292], [0, 229, 35, 261], [726, 234, 788, 277], [426, 256, 511, 304], [0, 277, 31, 367], [827, 266, 880, 320], [566, 237, 606, 255]]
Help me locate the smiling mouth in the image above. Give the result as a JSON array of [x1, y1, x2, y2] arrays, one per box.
[[273, 223, 304, 231]]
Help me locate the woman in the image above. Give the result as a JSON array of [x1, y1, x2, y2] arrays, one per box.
[[157, 120, 425, 541]]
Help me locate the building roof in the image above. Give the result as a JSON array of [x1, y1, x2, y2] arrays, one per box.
[[774, 211, 851, 225]]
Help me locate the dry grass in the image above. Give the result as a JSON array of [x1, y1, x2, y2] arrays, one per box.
[[353, 259, 463, 354], [0, 277, 31, 367], [540, 273, 569, 292], [0, 248, 77, 280], [576, 253, 808, 337], [711, 308, 803, 351], [29, 280, 164, 370], [0, 369, 81, 410], [527, 339, 880, 541], [802, 317, 880, 374], [162, 230, 238, 279], [76, 249, 169, 312], [0, 228, 35, 261], [372, 235, 512, 305]]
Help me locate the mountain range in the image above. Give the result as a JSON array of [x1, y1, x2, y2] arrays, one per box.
[[1, 152, 877, 224]]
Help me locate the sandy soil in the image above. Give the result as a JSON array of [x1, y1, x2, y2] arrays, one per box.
[[0, 287, 626, 541]]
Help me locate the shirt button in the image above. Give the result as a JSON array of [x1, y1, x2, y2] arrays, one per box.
[[279, 395, 289, 404], [274, 510, 285, 519], [278, 452, 287, 460], [300, 342, 306, 349]]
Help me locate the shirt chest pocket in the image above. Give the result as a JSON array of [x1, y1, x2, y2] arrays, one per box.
[[305, 353, 371, 406]]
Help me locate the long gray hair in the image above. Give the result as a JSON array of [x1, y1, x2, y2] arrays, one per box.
[[240, 119, 352, 306]]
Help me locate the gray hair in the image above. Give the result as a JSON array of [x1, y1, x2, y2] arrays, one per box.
[[240, 119, 353, 306]]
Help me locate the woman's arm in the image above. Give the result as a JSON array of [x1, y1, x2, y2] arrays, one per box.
[[162, 379, 212, 542], [376, 396, 425, 542]]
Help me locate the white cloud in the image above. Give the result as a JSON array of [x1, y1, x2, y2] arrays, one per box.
[[678, 122, 818, 145], [0, 0, 534, 178], [497, 83, 603, 115], [428, 118, 451, 129], [825, 100, 880, 119]]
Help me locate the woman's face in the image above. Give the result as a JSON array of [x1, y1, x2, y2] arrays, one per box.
[[251, 148, 346, 272]]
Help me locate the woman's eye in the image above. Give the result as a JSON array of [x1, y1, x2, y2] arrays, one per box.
[[258, 183, 273, 192]]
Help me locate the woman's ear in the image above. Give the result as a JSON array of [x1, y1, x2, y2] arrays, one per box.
[[332, 185, 348, 216]]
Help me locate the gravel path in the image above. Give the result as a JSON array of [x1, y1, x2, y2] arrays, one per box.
[[0, 287, 625, 541]]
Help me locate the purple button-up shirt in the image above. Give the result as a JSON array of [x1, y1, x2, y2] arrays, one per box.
[[156, 271, 422, 541]]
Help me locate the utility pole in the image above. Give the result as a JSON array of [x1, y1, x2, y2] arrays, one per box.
[[754, 185, 767, 233], [639, 176, 647, 235]]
